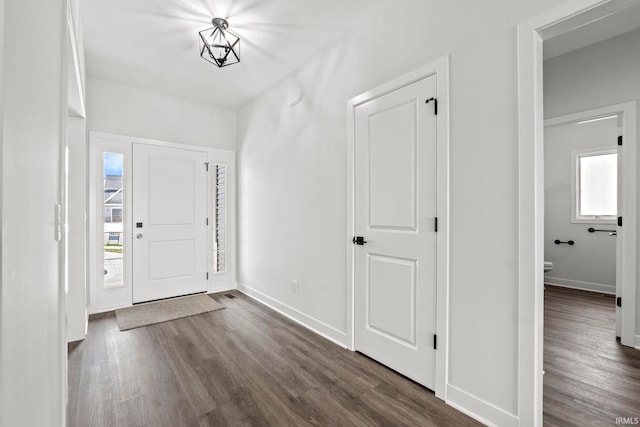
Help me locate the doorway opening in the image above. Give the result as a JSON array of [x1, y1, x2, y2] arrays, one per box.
[[518, 1, 640, 423], [542, 104, 638, 423], [543, 104, 632, 315]]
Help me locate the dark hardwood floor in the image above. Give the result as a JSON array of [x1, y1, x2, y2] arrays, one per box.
[[68, 291, 481, 427], [544, 285, 640, 426]]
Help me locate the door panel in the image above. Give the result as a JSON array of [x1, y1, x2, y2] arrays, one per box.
[[149, 156, 196, 225], [149, 240, 195, 280], [133, 144, 208, 303], [367, 255, 417, 346], [369, 101, 417, 230], [354, 74, 437, 389]]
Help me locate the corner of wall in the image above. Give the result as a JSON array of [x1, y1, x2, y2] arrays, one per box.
[[236, 282, 348, 349]]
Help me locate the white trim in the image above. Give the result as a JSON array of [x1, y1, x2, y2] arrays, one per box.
[[237, 283, 348, 348], [89, 131, 234, 158], [88, 131, 237, 314], [346, 55, 450, 400], [545, 103, 633, 127], [60, 1, 71, 416], [517, 2, 638, 425], [87, 286, 235, 314], [66, 5, 85, 118], [434, 57, 451, 402], [635, 335, 640, 350], [446, 384, 518, 427], [544, 278, 615, 295], [207, 285, 236, 294]]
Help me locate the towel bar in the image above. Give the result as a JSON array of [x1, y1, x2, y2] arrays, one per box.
[[554, 239, 574, 245]]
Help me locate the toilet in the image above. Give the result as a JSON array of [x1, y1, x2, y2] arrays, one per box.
[[544, 261, 553, 272]]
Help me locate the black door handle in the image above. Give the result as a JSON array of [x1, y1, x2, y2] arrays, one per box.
[[352, 236, 367, 245]]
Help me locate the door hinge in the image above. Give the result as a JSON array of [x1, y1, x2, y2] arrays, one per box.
[[206, 218, 209, 226], [618, 135, 623, 146], [425, 97, 438, 115], [206, 272, 209, 280], [617, 297, 622, 307], [433, 334, 437, 350], [434, 217, 438, 232], [618, 217, 623, 227], [205, 162, 210, 172]]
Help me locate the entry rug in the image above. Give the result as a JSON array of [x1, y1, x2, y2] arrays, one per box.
[[115, 294, 225, 331]]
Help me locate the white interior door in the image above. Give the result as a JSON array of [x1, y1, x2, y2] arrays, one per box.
[[354, 74, 438, 388], [132, 144, 208, 303]]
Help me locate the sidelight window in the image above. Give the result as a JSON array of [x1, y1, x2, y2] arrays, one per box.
[[213, 164, 226, 273]]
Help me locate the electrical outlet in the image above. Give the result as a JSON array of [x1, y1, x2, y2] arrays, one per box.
[[292, 280, 298, 294]]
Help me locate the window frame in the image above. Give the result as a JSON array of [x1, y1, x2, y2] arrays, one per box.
[[570, 146, 618, 224]]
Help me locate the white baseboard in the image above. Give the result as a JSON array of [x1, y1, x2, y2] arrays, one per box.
[[207, 285, 235, 295], [237, 282, 348, 348], [66, 310, 88, 343], [544, 277, 615, 294], [89, 302, 128, 315], [635, 335, 640, 350], [446, 384, 518, 427], [89, 288, 235, 315]]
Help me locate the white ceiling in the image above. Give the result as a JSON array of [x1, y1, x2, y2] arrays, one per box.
[[544, 2, 640, 60], [83, 0, 387, 110]]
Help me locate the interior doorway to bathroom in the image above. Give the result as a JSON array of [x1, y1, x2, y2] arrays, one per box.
[[540, 9, 640, 425], [543, 105, 632, 337]]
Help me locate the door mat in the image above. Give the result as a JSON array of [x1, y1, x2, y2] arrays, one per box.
[[115, 294, 225, 331]]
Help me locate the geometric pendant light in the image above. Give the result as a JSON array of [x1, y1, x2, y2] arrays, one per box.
[[199, 18, 240, 68]]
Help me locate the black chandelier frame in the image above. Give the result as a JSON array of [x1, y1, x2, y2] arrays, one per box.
[[199, 18, 240, 68]]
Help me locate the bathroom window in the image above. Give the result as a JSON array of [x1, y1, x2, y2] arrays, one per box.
[[571, 148, 617, 223]]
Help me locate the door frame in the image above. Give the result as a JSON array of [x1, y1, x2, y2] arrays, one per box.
[[346, 55, 450, 399], [517, 1, 639, 424], [544, 102, 637, 334], [88, 131, 237, 313]]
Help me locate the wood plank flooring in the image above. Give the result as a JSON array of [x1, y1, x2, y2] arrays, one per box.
[[68, 291, 481, 427], [544, 285, 640, 426]]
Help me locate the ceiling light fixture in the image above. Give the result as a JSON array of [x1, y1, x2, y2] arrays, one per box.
[[199, 18, 240, 68]]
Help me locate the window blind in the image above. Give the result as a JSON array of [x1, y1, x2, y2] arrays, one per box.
[[214, 164, 226, 273]]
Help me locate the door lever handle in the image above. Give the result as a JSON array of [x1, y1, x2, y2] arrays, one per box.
[[352, 236, 367, 245]]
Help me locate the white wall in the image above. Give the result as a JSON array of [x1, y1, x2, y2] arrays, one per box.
[[86, 77, 236, 150], [237, 0, 558, 424], [1, 0, 66, 425], [67, 116, 88, 342], [0, 0, 4, 419], [544, 119, 617, 293], [544, 28, 640, 333], [66, 0, 88, 344]]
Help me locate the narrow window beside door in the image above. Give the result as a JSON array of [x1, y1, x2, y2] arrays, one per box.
[[103, 152, 125, 288], [213, 164, 227, 273]]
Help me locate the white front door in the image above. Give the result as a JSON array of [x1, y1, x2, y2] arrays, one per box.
[[132, 144, 208, 303], [354, 74, 438, 389]]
